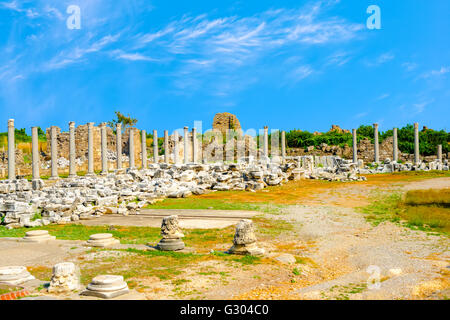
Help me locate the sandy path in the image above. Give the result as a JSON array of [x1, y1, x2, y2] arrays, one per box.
[[235, 177, 450, 300]]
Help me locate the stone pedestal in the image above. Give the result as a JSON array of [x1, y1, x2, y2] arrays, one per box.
[[81, 275, 129, 299], [0, 266, 35, 285], [48, 262, 80, 293], [155, 215, 185, 251], [22, 230, 56, 243], [85, 233, 119, 247], [227, 219, 264, 256]]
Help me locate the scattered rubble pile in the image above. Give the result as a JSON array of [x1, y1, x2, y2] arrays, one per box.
[[357, 158, 449, 173], [0, 155, 365, 229]]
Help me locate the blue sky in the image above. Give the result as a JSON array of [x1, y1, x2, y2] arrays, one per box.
[[0, 0, 449, 134]]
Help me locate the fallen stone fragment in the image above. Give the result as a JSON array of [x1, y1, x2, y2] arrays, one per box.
[[48, 262, 80, 293], [227, 219, 265, 256]]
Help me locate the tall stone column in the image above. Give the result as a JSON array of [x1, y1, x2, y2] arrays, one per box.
[[87, 122, 95, 176], [129, 128, 135, 169], [184, 126, 189, 164], [373, 123, 379, 163], [281, 131, 286, 160], [164, 130, 169, 164], [393, 127, 398, 162], [153, 130, 158, 163], [116, 123, 122, 170], [263, 126, 269, 157], [100, 123, 108, 175], [50, 126, 59, 180], [141, 129, 147, 169], [437, 144, 442, 163], [174, 131, 179, 164], [31, 126, 39, 180], [414, 122, 419, 165], [192, 128, 197, 163], [7, 119, 15, 181], [68, 122, 76, 177], [352, 129, 357, 163]]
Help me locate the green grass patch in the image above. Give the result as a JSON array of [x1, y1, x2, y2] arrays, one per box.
[[145, 196, 284, 214], [360, 188, 450, 235]]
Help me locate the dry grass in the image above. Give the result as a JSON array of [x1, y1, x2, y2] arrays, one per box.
[[405, 189, 450, 206], [363, 188, 450, 234]]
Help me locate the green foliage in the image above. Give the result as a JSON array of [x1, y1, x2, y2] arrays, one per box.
[[107, 111, 138, 132]]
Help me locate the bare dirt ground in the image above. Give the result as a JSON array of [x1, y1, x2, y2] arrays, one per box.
[[233, 177, 450, 300], [1, 176, 449, 300]]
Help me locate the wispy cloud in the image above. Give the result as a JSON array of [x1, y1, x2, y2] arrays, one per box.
[[376, 93, 390, 100], [111, 50, 158, 62], [420, 66, 450, 79], [413, 99, 434, 113], [291, 65, 314, 81], [402, 62, 417, 72], [0, 0, 365, 96], [365, 52, 395, 67]]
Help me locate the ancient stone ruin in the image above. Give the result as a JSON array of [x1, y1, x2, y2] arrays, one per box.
[[228, 219, 264, 256], [81, 275, 129, 299], [0, 266, 35, 286], [156, 215, 185, 251], [85, 233, 120, 248], [212, 112, 242, 135], [48, 262, 80, 293]]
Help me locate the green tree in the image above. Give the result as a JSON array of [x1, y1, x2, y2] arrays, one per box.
[[107, 111, 138, 132]]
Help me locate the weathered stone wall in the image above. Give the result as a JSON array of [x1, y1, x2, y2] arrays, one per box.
[[212, 112, 242, 135], [45, 124, 141, 164]]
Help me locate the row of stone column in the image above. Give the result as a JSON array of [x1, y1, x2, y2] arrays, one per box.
[[4, 119, 443, 180], [351, 122, 442, 165], [7, 120, 145, 181]]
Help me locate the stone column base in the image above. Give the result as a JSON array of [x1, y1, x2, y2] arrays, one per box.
[[156, 238, 185, 251], [227, 243, 265, 256]]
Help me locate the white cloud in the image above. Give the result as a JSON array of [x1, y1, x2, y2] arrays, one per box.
[[291, 65, 314, 81], [111, 50, 158, 62], [365, 52, 395, 67], [421, 66, 450, 79], [402, 62, 417, 72], [376, 93, 390, 100], [413, 99, 434, 113]]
